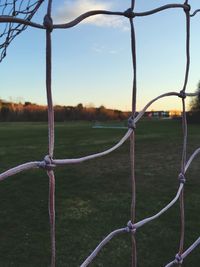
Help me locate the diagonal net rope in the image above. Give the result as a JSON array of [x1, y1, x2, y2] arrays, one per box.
[[1, 0, 200, 266], [0, 0, 44, 62]]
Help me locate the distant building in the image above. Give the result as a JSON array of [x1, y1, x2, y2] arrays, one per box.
[[169, 110, 182, 118], [144, 111, 169, 118], [144, 110, 182, 119]]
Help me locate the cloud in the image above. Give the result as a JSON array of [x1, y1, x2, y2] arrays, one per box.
[[92, 43, 105, 53], [92, 43, 121, 54], [53, 0, 128, 30]]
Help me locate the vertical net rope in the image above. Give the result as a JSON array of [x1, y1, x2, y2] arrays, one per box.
[[1, 1, 200, 266]]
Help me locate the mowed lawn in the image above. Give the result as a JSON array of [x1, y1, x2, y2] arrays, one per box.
[[0, 119, 200, 267]]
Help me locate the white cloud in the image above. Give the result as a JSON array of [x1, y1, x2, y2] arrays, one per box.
[[92, 43, 121, 54], [53, 0, 128, 30], [92, 43, 105, 53]]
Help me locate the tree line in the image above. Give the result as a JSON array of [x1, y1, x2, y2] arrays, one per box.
[[1, 84, 200, 123], [0, 101, 130, 122]]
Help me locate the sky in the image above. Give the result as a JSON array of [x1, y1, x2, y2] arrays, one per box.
[[1, 0, 200, 111]]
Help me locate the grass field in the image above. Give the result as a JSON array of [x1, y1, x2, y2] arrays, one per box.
[[0, 119, 200, 267]]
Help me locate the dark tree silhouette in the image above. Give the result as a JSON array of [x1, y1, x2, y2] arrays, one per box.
[[187, 81, 200, 123], [190, 81, 200, 111]]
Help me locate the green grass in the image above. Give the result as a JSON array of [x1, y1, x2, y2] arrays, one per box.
[[0, 120, 200, 266]]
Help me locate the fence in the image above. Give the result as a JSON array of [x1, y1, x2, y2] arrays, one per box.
[[0, 0, 200, 266]]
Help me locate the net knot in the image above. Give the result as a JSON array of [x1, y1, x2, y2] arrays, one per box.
[[43, 14, 53, 32], [175, 253, 183, 264], [128, 116, 136, 130], [38, 155, 56, 170], [183, 3, 191, 12], [178, 173, 186, 184], [124, 8, 135, 19], [179, 90, 186, 99], [125, 220, 136, 233]]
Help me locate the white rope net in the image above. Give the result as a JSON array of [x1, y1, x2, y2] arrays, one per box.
[[1, 0, 200, 266]]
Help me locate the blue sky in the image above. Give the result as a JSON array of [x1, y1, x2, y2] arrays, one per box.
[[1, 0, 200, 111]]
